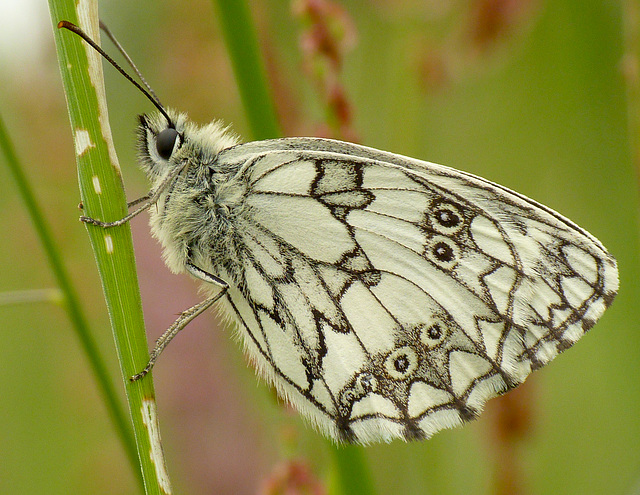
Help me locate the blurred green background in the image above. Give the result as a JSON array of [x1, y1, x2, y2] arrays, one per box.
[[1, 0, 639, 494]]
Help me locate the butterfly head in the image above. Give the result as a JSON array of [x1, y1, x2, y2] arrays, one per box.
[[137, 109, 185, 180], [137, 110, 239, 184], [138, 109, 238, 181]]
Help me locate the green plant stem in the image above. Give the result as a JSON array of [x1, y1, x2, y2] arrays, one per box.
[[211, 1, 375, 493], [49, 1, 171, 493], [0, 112, 141, 485], [329, 444, 378, 495], [622, 0, 640, 176], [212, 0, 281, 141]]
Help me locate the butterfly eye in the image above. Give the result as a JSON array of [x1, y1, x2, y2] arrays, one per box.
[[156, 127, 180, 160]]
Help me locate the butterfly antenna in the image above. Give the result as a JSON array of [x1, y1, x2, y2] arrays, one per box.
[[98, 21, 162, 106], [57, 20, 174, 127]]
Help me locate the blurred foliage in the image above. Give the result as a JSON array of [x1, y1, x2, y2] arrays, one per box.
[[0, 0, 638, 494]]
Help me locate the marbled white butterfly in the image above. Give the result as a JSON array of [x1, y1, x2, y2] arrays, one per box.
[[60, 21, 618, 444]]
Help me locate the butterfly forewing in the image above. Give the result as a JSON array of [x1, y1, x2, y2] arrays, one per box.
[[208, 138, 618, 443]]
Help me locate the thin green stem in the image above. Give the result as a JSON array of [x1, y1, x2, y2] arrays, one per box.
[[0, 112, 141, 485], [622, 0, 640, 181], [212, 0, 281, 141], [48, 1, 172, 493], [329, 444, 378, 495]]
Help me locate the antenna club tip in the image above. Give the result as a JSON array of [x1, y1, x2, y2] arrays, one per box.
[[58, 20, 79, 31]]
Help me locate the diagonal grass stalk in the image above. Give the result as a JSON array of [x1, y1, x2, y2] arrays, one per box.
[[0, 111, 142, 488]]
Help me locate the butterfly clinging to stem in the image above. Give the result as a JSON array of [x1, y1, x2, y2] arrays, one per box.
[[59, 20, 618, 444]]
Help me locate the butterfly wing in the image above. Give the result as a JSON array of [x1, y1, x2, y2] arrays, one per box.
[[213, 137, 618, 443]]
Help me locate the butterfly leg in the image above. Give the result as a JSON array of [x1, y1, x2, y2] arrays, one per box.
[[80, 163, 186, 228], [81, 200, 153, 228], [130, 262, 228, 382], [78, 193, 151, 211], [126, 193, 152, 209]]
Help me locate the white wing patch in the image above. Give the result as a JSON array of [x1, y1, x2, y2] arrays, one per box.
[[248, 194, 355, 263], [198, 138, 618, 443]]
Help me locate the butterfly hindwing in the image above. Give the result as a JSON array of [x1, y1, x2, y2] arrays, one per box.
[[212, 138, 618, 443]]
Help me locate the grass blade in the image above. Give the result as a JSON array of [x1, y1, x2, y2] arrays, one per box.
[[0, 110, 142, 487], [48, 1, 172, 493]]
